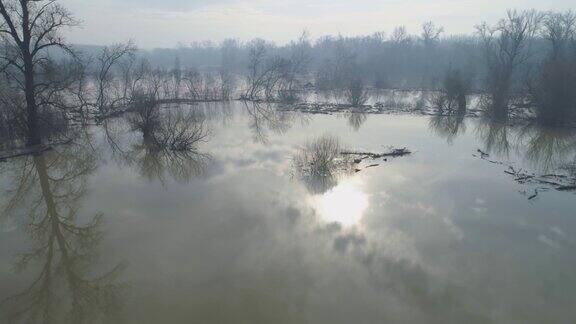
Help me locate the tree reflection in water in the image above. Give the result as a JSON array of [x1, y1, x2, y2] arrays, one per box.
[[104, 105, 213, 185], [428, 113, 466, 144], [517, 124, 576, 172], [475, 117, 513, 158], [244, 101, 307, 144], [129, 140, 211, 185], [0, 142, 126, 324], [346, 111, 368, 132], [473, 118, 576, 172]]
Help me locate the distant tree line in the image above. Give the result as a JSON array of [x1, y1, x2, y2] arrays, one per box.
[[0, 2, 575, 150]]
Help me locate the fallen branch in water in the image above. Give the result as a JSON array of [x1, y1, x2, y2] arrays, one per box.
[[474, 149, 576, 198], [477, 149, 489, 158], [336, 148, 412, 173], [505, 166, 575, 190], [341, 148, 412, 159], [473, 149, 504, 165]]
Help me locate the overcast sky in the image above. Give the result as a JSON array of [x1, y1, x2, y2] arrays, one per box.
[[59, 0, 574, 49]]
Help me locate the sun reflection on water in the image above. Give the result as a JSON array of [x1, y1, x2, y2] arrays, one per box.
[[311, 178, 369, 226]]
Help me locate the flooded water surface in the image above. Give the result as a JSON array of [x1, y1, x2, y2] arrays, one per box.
[[1, 102, 575, 323]]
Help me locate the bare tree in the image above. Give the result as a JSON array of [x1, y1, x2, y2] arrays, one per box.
[[421, 22, 444, 86], [244, 39, 268, 99], [221, 38, 240, 72], [172, 56, 181, 99], [277, 30, 311, 103], [0, 0, 79, 145], [344, 78, 369, 107], [391, 26, 411, 46], [541, 11, 576, 58], [218, 69, 235, 100], [476, 10, 542, 120], [315, 37, 357, 90], [129, 104, 208, 152], [530, 11, 576, 125], [182, 69, 231, 101], [95, 41, 137, 116], [243, 39, 284, 101], [431, 68, 470, 114], [119, 57, 149, 106], [128, 94, 160, 140], [421, 21, 444, 49], [218, 38, 240, 100], [182, 68, 203, 100]]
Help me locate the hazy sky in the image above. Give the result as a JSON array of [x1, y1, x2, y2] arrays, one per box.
[[60, 0, 574, 49]]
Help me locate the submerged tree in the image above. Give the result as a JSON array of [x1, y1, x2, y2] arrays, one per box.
[[0, 0, 79, 145], [243, 37, 311, 102], [182, 68, 235, 101], [421, 21, 444, 86], [432, 68, 470, 114], [344, 78, 369, 107], [293, 135, 353, 194], [94, 42, 137, 117], [476, 10, 542, 120], [277, 31, 311, 103], [243, 39, 284, 100], [126, 105, 211, 183], [315, 37, 357, 91], [530, 11, 576, 126]]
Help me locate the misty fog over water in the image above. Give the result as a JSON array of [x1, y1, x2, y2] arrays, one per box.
[[1, 1, 576, 323]]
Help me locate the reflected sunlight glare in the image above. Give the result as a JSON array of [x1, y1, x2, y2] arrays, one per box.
[[311, 179, 369, 226]]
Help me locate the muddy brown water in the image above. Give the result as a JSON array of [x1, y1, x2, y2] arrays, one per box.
[[1, 101, 575, 323]]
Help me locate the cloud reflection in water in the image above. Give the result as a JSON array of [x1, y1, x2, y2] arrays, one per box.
[[310, 178, 369, 227]]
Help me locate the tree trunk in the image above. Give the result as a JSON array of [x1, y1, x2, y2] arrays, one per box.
[[20, 2, 40, 147], [24, 55, 40, 146]]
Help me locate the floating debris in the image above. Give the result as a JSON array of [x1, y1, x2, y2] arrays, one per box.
[[474, 149, 576, 199], [341, 148, 412, 161]]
